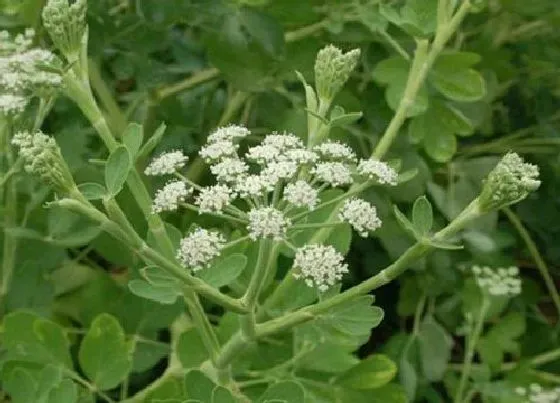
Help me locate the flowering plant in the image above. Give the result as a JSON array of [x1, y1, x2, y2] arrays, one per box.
[[1, 1, 559, 403]]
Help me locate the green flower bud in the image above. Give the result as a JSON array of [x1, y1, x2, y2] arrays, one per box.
[[479, 152, 540, 212], [12, 130, 76, 193], [42, 0, 87, 61], [314, 45, 360, 102]]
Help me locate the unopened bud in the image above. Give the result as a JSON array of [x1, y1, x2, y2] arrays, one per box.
[[42, 0, 88, 61], [314, 45, 360, 102]]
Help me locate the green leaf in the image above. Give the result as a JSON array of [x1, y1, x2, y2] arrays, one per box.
[[177, 329, 210, 369], [77, 183, 106, 200], [78, 314, 132, 390], [430, 55, 486, 102], [335, 354, 397, 390], [257, 381, 305, 403], [104, 145, 132, 196], [128, 280, 180, 305], [330, 111, 363, 128], [418, 316, 452, 381], [478, 312, 526, 371], [400, 0, 438, 36], [46, 379, 78, 403], [184, 370, 216, 401], [123, 123, 144, 158], [198, 253, 248, 288], [393, 205, 419, 239], [138, 123, 167, 160], [412, 196, 433, 235], [3, 312, 72, 368], [423, 129, 457, 163], [4, 368, 37, 403], [212, 387, 237, 403], [141, 266, 181, 288], [316, 296, 384, 338]]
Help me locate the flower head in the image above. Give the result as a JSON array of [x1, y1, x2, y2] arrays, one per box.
[[177, 228, 225, 270], [144, 151, 188, 176], [479, 153, 540, 211], [207, 125, 250, 144], [314, 45, 360, 102], [152, 181, 191, 213], [210, 158, 249, 183], [195, 184, 233, 213], [199, 140, 237, 162], [293, 244, 349, 291], [0, 94, 28, 116], [357, 158, 398, 185], [312, 162, 353, 187], [339, 198, 382, 237], [248, 207, 290, 240], [42, 0, 88, 60], [515, 384, 560, 403], [12, 130, 75, 193], [472, 265, 521, 296], [283, 181, 319, 210], [314, 141, 356, 162], [235, 174, 273, 198]]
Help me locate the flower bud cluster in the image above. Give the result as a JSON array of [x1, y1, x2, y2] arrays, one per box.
[[12, 131, 75, 193], [472, 265, 522, 296], [0, 29, 61, 116], [314, 45, 360, 102], [42, 0, 88, 60], [479, 153, 540, 211], [515, 384, 560, 403], [149, 125, 396, 289]]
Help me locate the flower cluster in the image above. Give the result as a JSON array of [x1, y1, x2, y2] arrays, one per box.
[[176, 229, 225, 270], [293, 245, 349, 291], [472, 265, 522, 296], [0, 29, 61, 116], [479, 153, 540, 211], [314, 45, 361, 102], [147, 125, 397, 290], [516, 384, 560, 403], [42, 0, 88, 60], [12, 131, 75, 193]]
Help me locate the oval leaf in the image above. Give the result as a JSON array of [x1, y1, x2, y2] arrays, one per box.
[[123, 123, 144, 158], [128, 280, 180, 305], [105, 146, 131, 197], [78, 314, 132, 390], [412, 196, 433, 235], [335, 354, 397, 390], [198, 254, 248, 288]]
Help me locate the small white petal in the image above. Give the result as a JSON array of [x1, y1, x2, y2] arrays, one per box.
[[195, 184, 233, 213], [145, 151, 188, 176], [247, 207, 290, 240], [357, 158, 398, 185], [339, 198, 382, 237], [293, 244, 348, 291], [152, 181, 191, 213], [176, 228, 225, 270]]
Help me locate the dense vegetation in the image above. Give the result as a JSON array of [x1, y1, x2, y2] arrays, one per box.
[[0, 0, 559, 402]]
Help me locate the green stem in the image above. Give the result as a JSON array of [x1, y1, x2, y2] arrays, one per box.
[[372, 0, 472, 159], [454, 297, 490, 403], [1, 125, 17, 309], [503, 207, 560, 319], [183, 288, 221, 364], [218, 91, 249, 127], [155, 68, 220, 100], [218, 198, 483, 365]]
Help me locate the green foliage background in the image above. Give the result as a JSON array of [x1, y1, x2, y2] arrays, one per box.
[[1, 0, 560, 402]]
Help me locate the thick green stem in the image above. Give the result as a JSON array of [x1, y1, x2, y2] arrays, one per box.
[[454, 297, 490, 403], [1, 126, 17, 307], [183, 288, 221, 364], [503, 207, 560, 320], [218, 198, 483, 366], [372, 0, 472, 159]]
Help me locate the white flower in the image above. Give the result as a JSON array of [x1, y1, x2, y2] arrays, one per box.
[[246, 144, 281, 164], [283, 181, 319, 210], [357, 158, 398, 185], [472, 265, 522, 296], [235, 174, 274, 198], [207, 125, 250, 144], [514, 384, 560, 403], [247, 207, 290, 240], [261, 161, 298, 183], [195, 184, 233, 213], [262, 133, 303, 151], [210, 158, 249, 183], [0, 29, 34, 55], [145, 151, 188, 176], [176, 228, 225, 270], [0, 94, 28, 115], [314, 141, 356, 162], [312, 162, 353, 187], [339, 198, 382, 237], [199, 140, 237, 162], [152, 181, 191, 213], [293, 244, 349, 291], [284, 148, 319, 165]]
